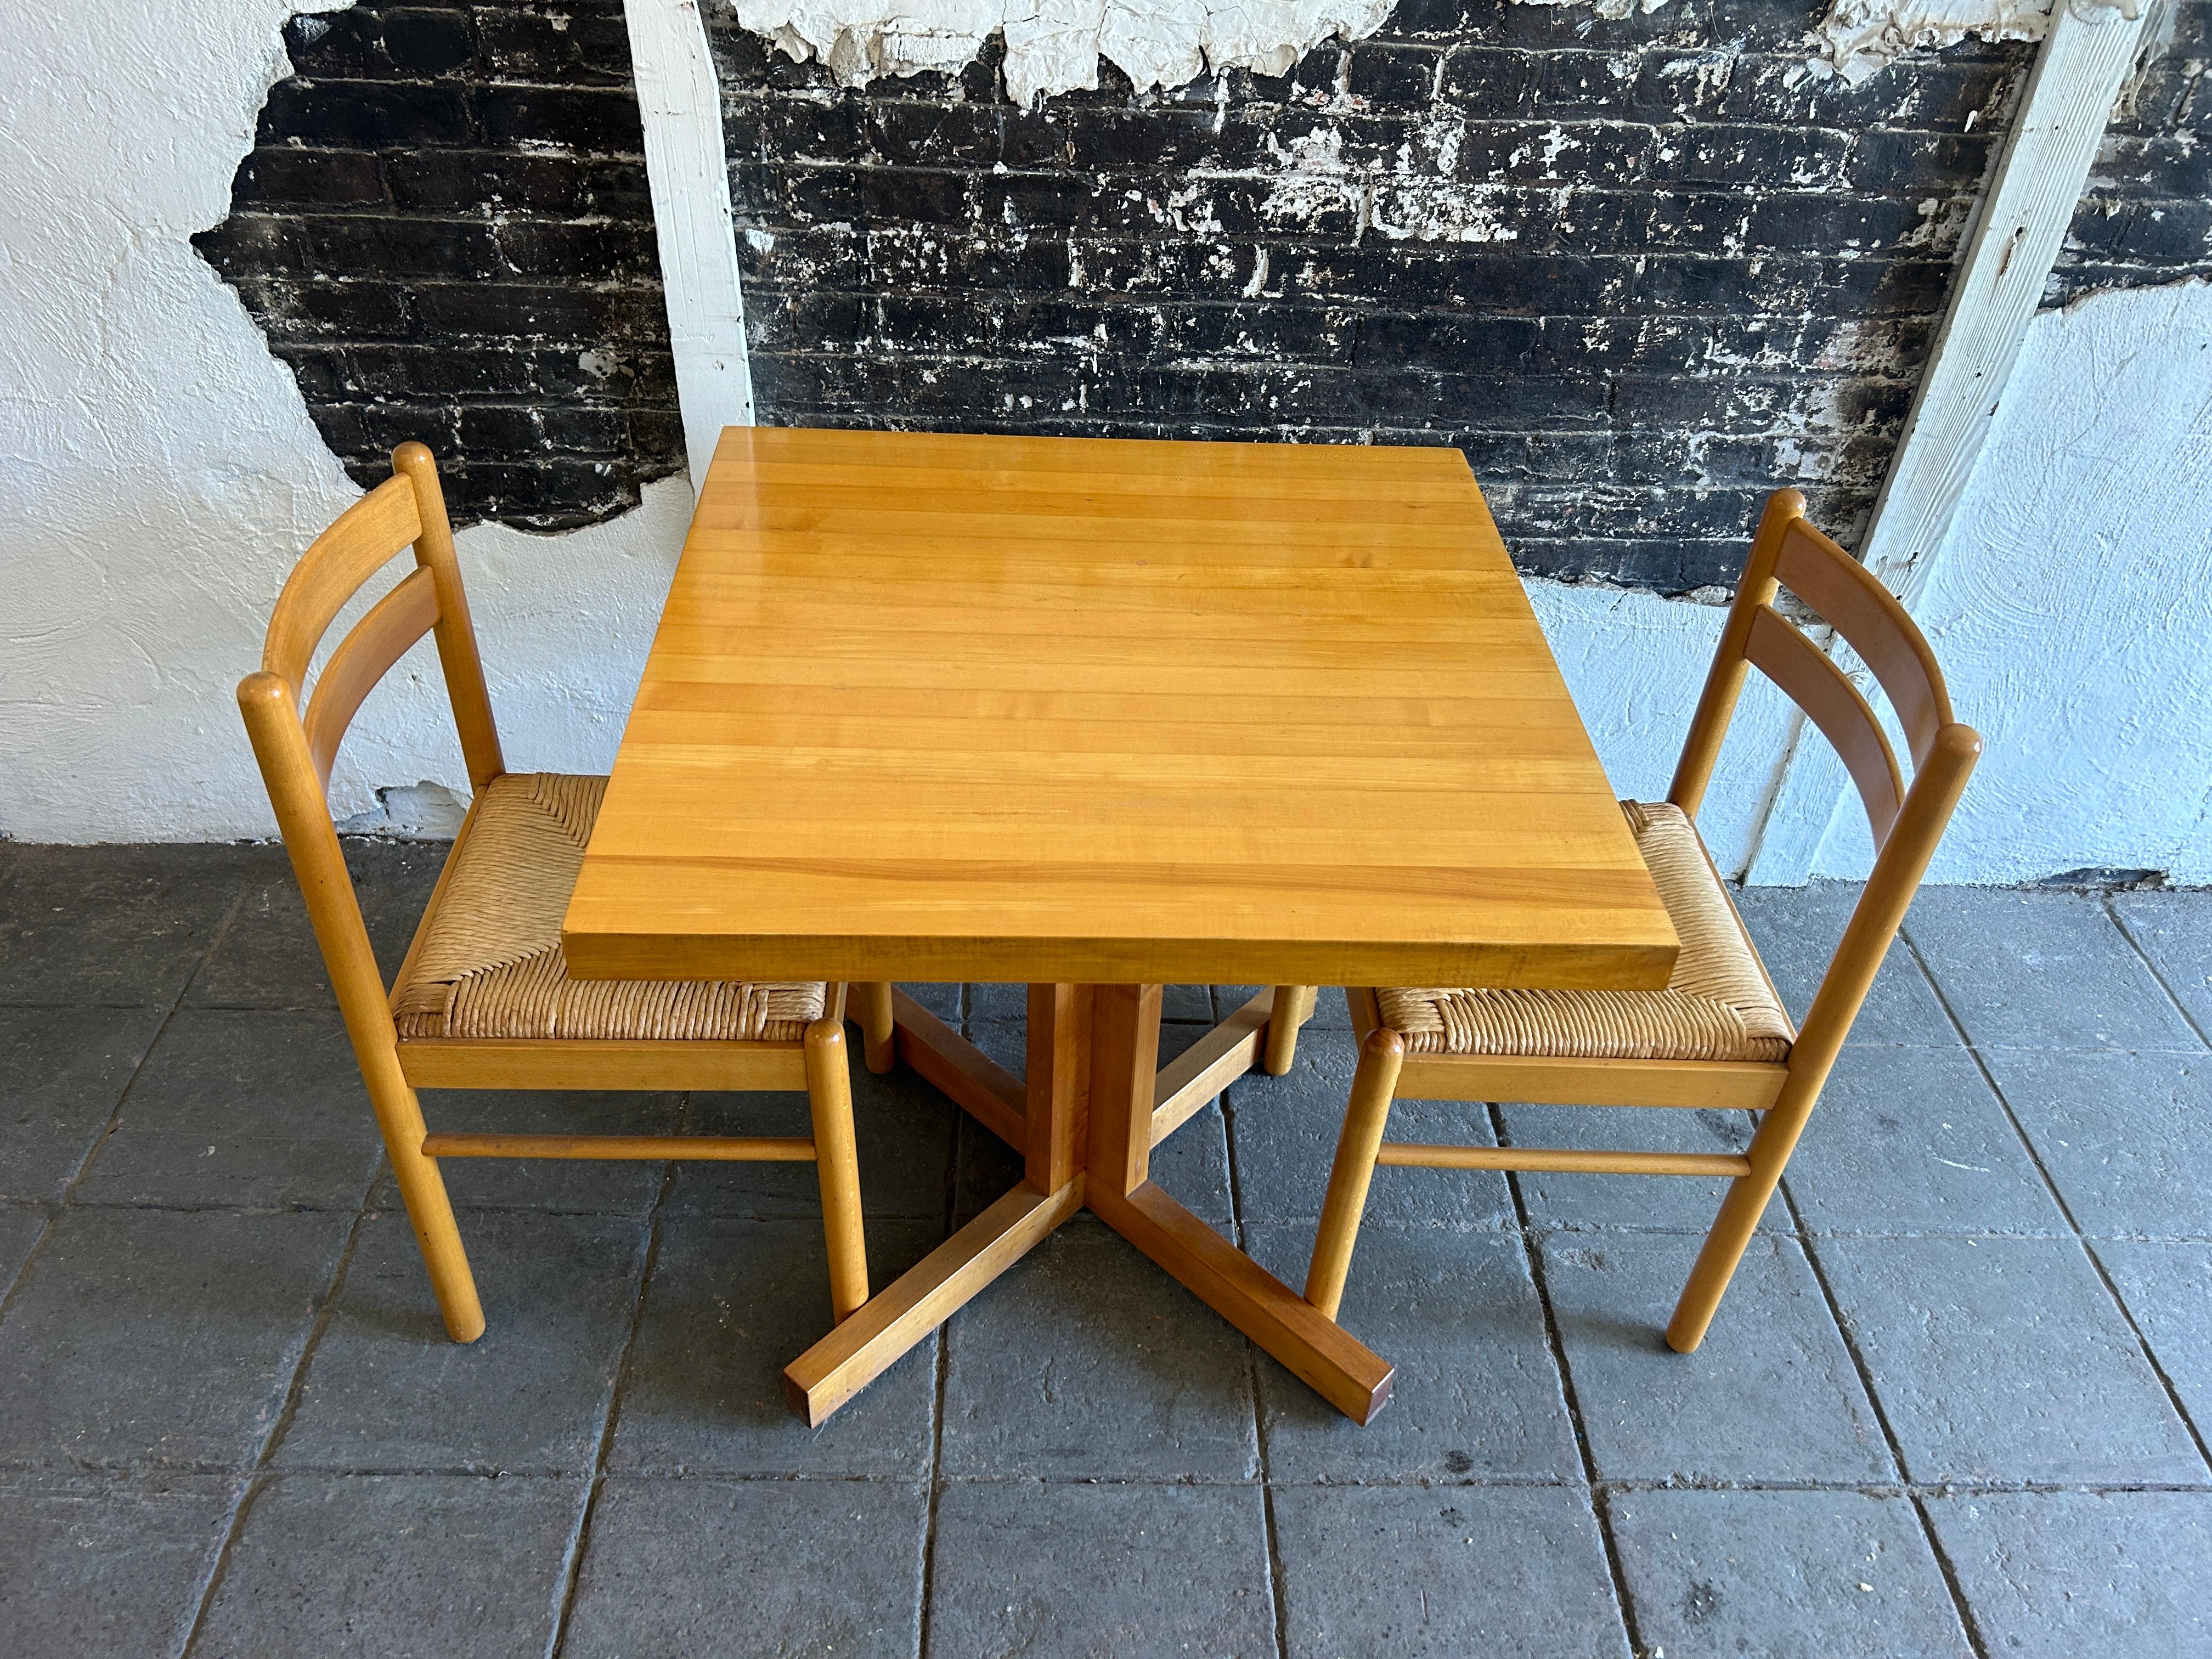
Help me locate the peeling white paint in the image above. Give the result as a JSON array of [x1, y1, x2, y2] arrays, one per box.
[[0, 1, 691, 842], [729, 0, 1393, 105]]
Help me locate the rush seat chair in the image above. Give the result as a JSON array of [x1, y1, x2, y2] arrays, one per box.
[[1286, 489, 1980, 1352], [238, 442, 899, 1342]]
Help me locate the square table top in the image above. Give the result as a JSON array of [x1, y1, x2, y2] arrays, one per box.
[[562, 425, 1678, 990]]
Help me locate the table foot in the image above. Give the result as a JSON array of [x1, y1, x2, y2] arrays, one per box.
[[783, 1176, 1083, 1426], [1086, 1179, 1393, 1425]]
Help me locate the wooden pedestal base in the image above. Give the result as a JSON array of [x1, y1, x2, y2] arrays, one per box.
[[783, 985, 1394, 1426]]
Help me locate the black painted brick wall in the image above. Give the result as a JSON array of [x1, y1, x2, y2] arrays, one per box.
[[195, 1, 681, 530], [715, 0, 2034, 594], [2053, 0, 2212, 302]]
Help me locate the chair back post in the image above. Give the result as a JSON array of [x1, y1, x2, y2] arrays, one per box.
[[1668, 489, 1804, 817], [239, 672, 408, 1060], [393, 443, 506, 792], [1787, 722, 1981, 1084]]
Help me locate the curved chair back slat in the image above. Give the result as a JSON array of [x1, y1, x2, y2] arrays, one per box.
[[1742, 603, 1906, 844], [302, 565, 443, 791], [263, 474, 424, 690]]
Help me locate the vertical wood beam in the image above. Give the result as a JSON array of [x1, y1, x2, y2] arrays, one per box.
[[622, 0, 754, 492], [1085, 984, 1163, 1198], [1025, 983, 1092, 1193], [1744, 0, 2154, 884]]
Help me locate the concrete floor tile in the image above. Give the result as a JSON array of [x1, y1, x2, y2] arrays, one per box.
[[1733, 880, 1957, 1043], [563, 1477, 926, 1658], [940, 1215, 1259, 1480], [274, 1210, 647, 1474], [1784, 1043, 2067, 1235], [374, 1091, 682, 1215], [0, 844, 250, 1007], [1904, 888, 2202, 1051], [1272, 1484, 1629, 1659], [0, 1005, 164, 1202], [1247, 1223, 1581, 1482], [188, 839, 445, 1011], [70, 1009, 381, 1210], [1541, 1232, 1895, 1484], [1925, 1490, 2212, 1659], [1612, 1488, 1970, 1659], [609, 1216, 941, 1477], [2093, 1239, 2212, 1434], [1979, 1047, 2212, 1237], [0, 1206, 349, 1469], [1229, 1028, 1513, 1227], [0, 1471, 237, 1659], [1815, 1234, 2205, 1485], [927, 1481, 1275, 1659], [1503, 1102, 1764, 1233], [673, 1056, 958, 1222], [2112, 889, 2212, 1040], [1216, 985, 1352, 1029], [190, 1472, 582, 1659]]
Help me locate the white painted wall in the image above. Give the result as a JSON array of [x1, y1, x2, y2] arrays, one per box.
[[1811, 278, 2212, 885], [2, 0, 2205, 886], [0, 0, 690, 844]]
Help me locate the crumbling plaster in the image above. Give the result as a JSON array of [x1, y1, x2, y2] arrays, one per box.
[[0, 0, 691, 843], [728, 0, 2121, 99]]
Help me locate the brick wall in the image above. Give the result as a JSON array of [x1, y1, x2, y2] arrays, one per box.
[[197, 0, 2206, 580], [2054, 0, 2212, 303], [717, 0, 2033, 594], [195, 1, 681, 530]]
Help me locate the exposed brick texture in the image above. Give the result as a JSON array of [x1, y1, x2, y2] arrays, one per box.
[[2052, 0, 2212, 303], [196, 1, 2205, 583], [716, 1, 2035, 593], [195, 2, 681, 531]]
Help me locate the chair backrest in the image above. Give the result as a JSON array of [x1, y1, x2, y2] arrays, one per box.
[[1667, 489, 1981, 1070], [238, 443, 506, 1040]]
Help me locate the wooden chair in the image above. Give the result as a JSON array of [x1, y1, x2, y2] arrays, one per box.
[[238, 442, 900, 1342], [1288, 489, 1980, 1352]]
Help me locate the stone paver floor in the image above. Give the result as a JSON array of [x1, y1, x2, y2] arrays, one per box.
[[0, 838, 2207, 1656]]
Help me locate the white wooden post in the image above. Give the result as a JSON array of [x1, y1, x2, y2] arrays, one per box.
[[623, 0, 755, 494], [1743, 0, 2154, 883]]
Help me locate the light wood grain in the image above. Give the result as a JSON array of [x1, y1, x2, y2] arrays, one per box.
[[565, 427, 1676, 990], [421, 1132, 816, 1161], [1376, 1145, 1753, 1176], [783, 1177, 1085, 1426]]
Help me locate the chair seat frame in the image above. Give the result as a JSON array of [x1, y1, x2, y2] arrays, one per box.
[[240, 442, 898, 1345], [1284, 489, 1982, 1354]]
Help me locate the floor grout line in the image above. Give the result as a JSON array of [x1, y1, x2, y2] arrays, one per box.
[[1900, 928, 2212, 1475], [1220, 1074, 1294, 1659], [1489, 1102, 1651, 1659], [1777, 1164, 1994, 1659], [173, 1189, 375, 1658], [543, 1144, 680, 1659], [2103, 894, 2212, 1051]]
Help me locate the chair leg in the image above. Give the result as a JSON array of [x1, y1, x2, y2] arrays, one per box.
[[1262, 985, 1317, 1075], [1304, 1028, 1405, 1321], [855, 981, 896, 1075], [364, 1059, 484, 1342], [804, 1018, 870, 1322], [1666, 1075, 1821, 1352]]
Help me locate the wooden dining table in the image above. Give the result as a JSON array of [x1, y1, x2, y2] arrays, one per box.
[[562, 425, 1679, 1426]]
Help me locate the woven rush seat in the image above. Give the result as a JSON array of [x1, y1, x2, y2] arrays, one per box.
[[393, 773, 825, 1042], [1378, 801, 1793, 1063]]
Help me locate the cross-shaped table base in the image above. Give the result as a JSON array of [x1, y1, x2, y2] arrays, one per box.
[[783, 985, 1395, 1425]]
